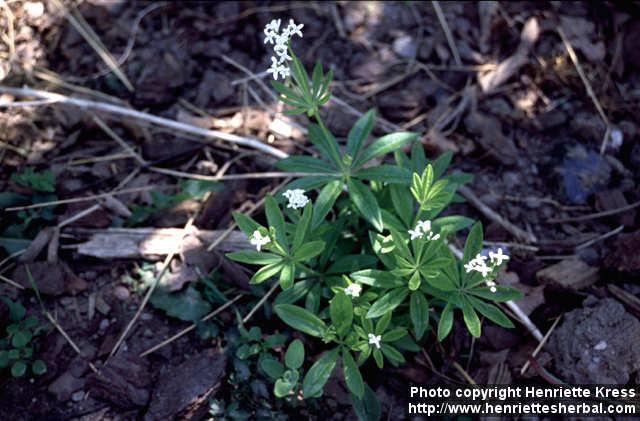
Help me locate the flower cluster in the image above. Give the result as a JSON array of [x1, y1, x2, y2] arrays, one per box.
[[368, 333, 382, 349], [250, 230, 271, 251], [283, 188, 309, 209], [408, 220, 440, 241], [464, 248, 509, 292], [264, 18, 304, 80], [344, 283, 362, 298]]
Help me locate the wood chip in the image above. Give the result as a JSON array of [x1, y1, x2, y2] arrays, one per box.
[[536, 258, 599, 290]]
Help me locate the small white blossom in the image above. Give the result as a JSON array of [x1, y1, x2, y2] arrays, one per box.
[[249, 230, 270, 251], [263, 17, 304, 80], [263, 19, 281, 44], [266, 57, 285, 80], [489, 286, 497, 293], [368, 333, 382, 349], [408, 220, 440, 242], [489, 248, 509, 266], [286, 19, 304, 38], [283, 189, 309, 209], [344, 283, 362, 298]]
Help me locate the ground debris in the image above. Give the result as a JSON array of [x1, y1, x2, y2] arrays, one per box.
[[605, 229, 640, 273], [87, 352, 151, 408], [536, 258, 599, 291], [12, 261, 87, 295], [145, 348, 226, 421]]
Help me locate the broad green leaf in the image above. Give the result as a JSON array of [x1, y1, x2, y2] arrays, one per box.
[[250, 262, 284, 284], [408, 271, 421, 291], [150, 285, 211, 322], [293, 203, 313, 250], [354, 132, 419, 168], [437, 302, 454, 341], [347, 178, 383, 232], [285, 339, 305, 369], [381, 327, 407, 342], [372, 349, 383, 368], [410, 141, 427, 172], [302, 348, 339, 398], [342, 349, 364, 398], [274, 378, 295, 397], [424, 271, 457, 291], [347, 109, 375, 160], [463, 222, 483, 263], [410, 292, 429, 340], [350, 269, 404, 289], [11, 360, 26, 377], [11, 330, 31, 348], [226, 251, 282, 265], [274, 304, 327, 337], [260, 357, 285, 380], [366, 288, 408, 319], [380, 344, 405, 365], [293, 240, 325, 261], [265, 195, 287, 248], [467, 295, 514, 328], [469, 285, 523, 302], [354, 165, 412, 184], [312, 180, 342, 229], [326, 254, 377, 275], [432, 215, 474, 235], [275, 280, 312, 305], [390, 185, 413, 226], [381, 209, 406, 232], [275, 155, 336, 173], [330, 290, 353, 337], [375, 311, 391, 335], [461, 299, 481, 338], [432, 151, 453, 179]]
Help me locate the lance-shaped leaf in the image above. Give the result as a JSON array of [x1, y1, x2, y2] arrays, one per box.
[[274, 304, 327, 337], [354, 132, 419, 168], [302, 348, 339, 398], [347, 178, 383, 232]]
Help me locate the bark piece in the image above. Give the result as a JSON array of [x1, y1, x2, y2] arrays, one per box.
[[536, 259, 598, 291]]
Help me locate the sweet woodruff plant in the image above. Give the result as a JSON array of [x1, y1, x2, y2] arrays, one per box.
[[227, 18, 521, 406]]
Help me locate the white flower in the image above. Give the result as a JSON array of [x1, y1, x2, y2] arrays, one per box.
[[368, 333, 382, 349], [408, 220, 440, 242], [464, 253, 491, 277], [489, 248, 509, 266], [266, 57, 284, 80], [263, 19, 281, 44], [489, 286, 497, 293], [282, 189, 309, 209], [249, 230, 270, 251], [286, 19, 304, 38], [344, 283, 362, 298]]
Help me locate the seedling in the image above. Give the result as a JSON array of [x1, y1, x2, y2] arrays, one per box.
[[0, 297, 46, 377]]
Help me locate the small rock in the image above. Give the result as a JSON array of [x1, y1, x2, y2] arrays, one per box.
[[49, 372, 86, 402], [71, 391, 85, 402], [113, 286, 130, 301], [593, 340, 607, 351]]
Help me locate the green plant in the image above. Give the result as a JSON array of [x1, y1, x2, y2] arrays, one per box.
[[11, 167, 55, 192], [0, 297, 46, 377], [226, 18, 522, 415], [260, 338, 305, 399]]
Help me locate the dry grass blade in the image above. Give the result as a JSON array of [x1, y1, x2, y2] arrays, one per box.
[[520, 315, 562, 375], [431, 1, 462, 66]]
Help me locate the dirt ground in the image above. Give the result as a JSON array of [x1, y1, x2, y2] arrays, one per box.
[[1, 1, 640, 420]]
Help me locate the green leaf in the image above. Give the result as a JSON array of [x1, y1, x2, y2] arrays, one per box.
[[260, 357, 285, 380], [11, 360, 27, 377], [352, 384, 381, 421], [276, 156, 335, 173], [226, 251, 282, 265], [330, 290, 353, 337], [375, 311, 392, 335], [274, 377, 295, 397], [432, 151, 453, 179], [232, 212, 261, 236], [12, 167, 55, 192], [382, 327, 407, 342], [279, 263, 295, 290], [250, 262, 284, 284], [265, 195, 287, 248], [347, 109, 375, 160], [342, 349, 364, 398], [380, 344, 405, 365], [275, 280, 312, 305], [327, 254, 377, 275], [410, 141, 427, 172], [461, 299, 481, 338], [293, 203, 313, 250], [437, 302, 454, 341], [390, 185, 413, 226], [1, 297, 25, 322], [347, 178, 383, 232], [351, 269, 404, 288], [469, 285, 523, 302], [293, 240, 325, 261], [432, 215, 474, 235], [11, 330, 31, 348], [410, 292, 429, 340], [150, 286, 212, 322], [467, 295, 514, 328], [353, 165, 412, 184], [366, 288, 408, 319], [0, 351, 8, 368], [302, 348, 339, 398], [354, 132, 419, 168], [463, 222, 483, 263], [274, 304, 327, 337], [285, 339, 305, 370], [308, 123, 343, 169], [312, 180, 342, 229]]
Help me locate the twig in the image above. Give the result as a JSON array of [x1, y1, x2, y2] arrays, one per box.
[[45, 311, 98, 373], [91, 114, 147, 166], [432, 1, 462, 66], [139, 294, 242, 357], [547, 199, 640, 223], [242, 282, 279, 324], [458, 186, 538, 243], [0, 273, 24, 289], [574, 225, 624, 250], [50, 0, 134, 91], [451, 360, 476, 385], [520, 315, 562, 375], [0, 86, 287, 159], [556, 27, 610, 154], [147, 168, 329, 182], [57, 204, 101, 229], [107, 218, 195, 359]]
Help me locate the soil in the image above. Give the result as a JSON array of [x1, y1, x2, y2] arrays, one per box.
[[1, 1, 640, 419]]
